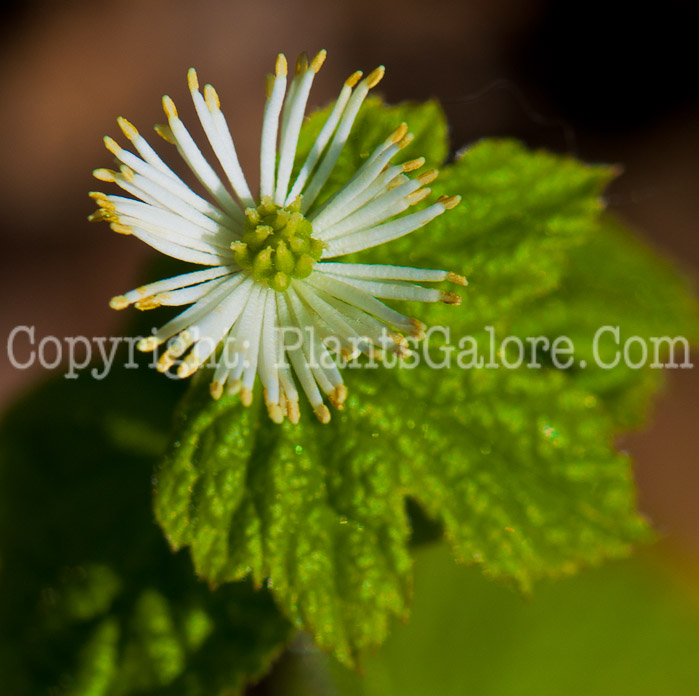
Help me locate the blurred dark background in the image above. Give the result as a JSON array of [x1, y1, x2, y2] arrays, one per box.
[[1, 0, 697, 577]]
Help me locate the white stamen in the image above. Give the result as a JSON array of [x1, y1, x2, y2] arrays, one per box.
[[103, 137, 230, 224], [118, 266, 234, 307], [143, 276, 231, 307], [188, 69, 255, 208], [259, 54, 288, 199], [141, 273, 250, 350], [117, 117, 179, 181], [114, 168, 238, 236], [323, 201, 447, 258], [258, 290, 281, 406], [306, 273, 417, 335], [178, 276, 256, 375], [277, 293, 325, 409], [162, 96, 244, 222], [241, 287, 267, 392], [318, 273, 442, 303], [274, 52, 325, 204], [132, 227, 232, 266], [318, 176, 426, 241], [293, 281, 371, 357], [204, 83, 256, 206], [316, 263, 448, 284], [310, 132, 404, 231], [287, 287, 343, 391], [321, 293, 405, 353], [285, 74, 357, 205], [300, 69, 383, 213]]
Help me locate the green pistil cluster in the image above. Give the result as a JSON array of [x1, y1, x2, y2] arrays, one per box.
[[232, 196, 325, 292]]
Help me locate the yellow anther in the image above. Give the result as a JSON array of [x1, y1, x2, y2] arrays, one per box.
[[137, 336, 159, 352], [210, 381, 224, 400], [417, 169, 439, 185], [447, 271, 468, 286], [275, 53, 288, 77], [92, 168, 117, 182], [117, 116, 139, 140], [340, 347, 361, 361], [267, 402, 284, 424], [438, 194, 461, 210], [110, 223, 133, 235], [90, 208, 112, 221], [88, 191, 107, 201], [396, 132, 414, 149], [440, 292, 462, 306], [227, 379, 242, 396], [314, 404, 331, 424], [187, 67, 199, 92], [109, 295, 129, 310], [103, 136, 121, 156], [407, 187, 431, 205], [335, 383, 347, 405], [310, 49, 327, 73], [162, 95, 178, 119], [295, 52, 309, 75], [101, 199, 117, 211], [134, 296, 161, 310], [265, 389, 285, 423], [87, 210, 107, 223], [345, 70, 363, 88], [366, 65, 385, 89], [177, 354, 199, 378], [329, 384, 347, 410], [409, 319, 426, 340], [387, 174, 408, 191], [157, 352, 175, 373], [389, 331, 408, 347], [390, 123, 409, 144], [168, 331, 192, 358], [287, 399, 300, 424], [93, 206, 114, 220], [204, 84, 220, 110], [119, 165, 135, 182], [97, 197, 116, 211], [402, 157, 425, 172], [154, 124, 175, 143], [366, 346, 385, 362], [240, 387, 253, 407]]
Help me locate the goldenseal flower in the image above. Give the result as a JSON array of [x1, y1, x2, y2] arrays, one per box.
[[90, 50, 465, 424]]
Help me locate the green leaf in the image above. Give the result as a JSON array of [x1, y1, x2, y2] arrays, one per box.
[[511, 215, 699, 427], [278, 543, 699, 696], [154, 114, 696, 665], [0, 363, 292, 695], [156, 363, 649, 663], [349, 366, 650, 586], [155, 378, 412, 666], [393, 139, 614, 330]]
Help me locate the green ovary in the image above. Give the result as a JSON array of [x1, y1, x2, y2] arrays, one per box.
[[232, 196, 325, 292]]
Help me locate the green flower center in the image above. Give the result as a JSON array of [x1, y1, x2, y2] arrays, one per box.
[[232, 196, 325, 292]]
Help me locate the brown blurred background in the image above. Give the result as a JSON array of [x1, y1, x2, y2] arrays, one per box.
[[1, 0, 697, 567]]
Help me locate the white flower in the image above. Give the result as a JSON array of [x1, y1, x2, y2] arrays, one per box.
[[90, 50, 464, 424]]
